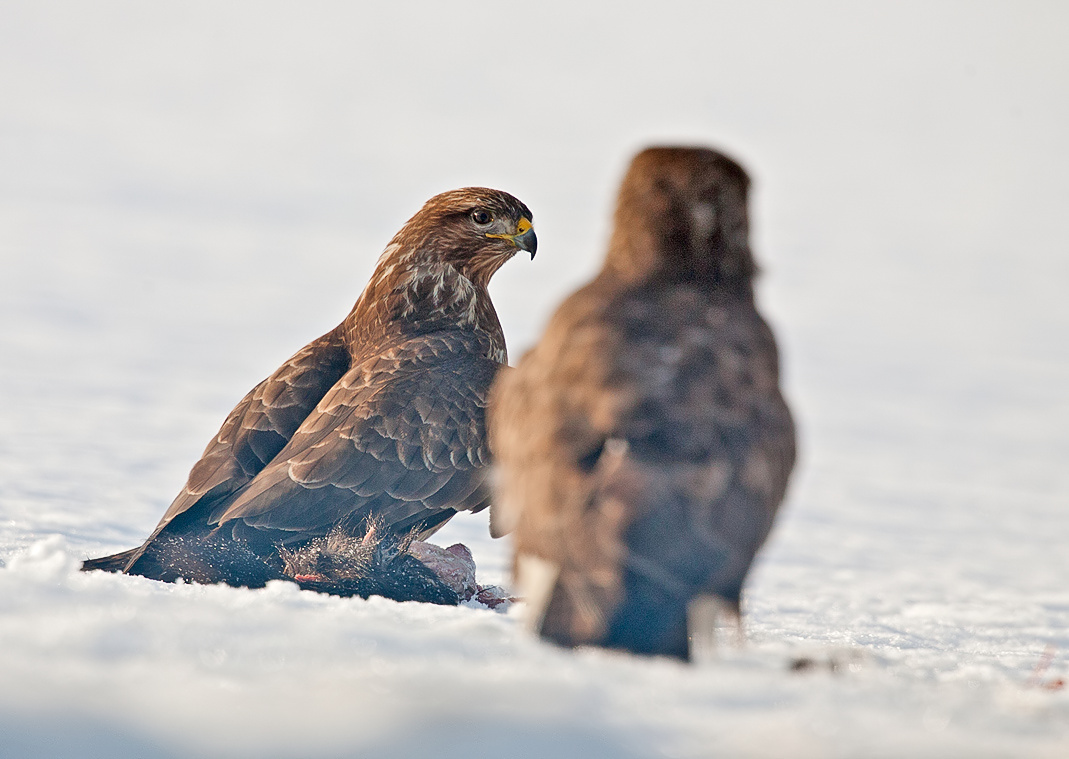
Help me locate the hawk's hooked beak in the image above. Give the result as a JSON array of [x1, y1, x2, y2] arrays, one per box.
[[512, 217, 537, 259], [489, 217, 537, 259]]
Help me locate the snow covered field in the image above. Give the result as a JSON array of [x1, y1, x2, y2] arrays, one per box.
[[2, 2, 1067, 756]]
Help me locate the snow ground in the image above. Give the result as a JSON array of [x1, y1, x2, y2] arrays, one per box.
[[1, 2, 1067, 757]]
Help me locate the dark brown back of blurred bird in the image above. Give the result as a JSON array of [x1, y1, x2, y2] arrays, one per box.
[[490, 147, 795, 659]]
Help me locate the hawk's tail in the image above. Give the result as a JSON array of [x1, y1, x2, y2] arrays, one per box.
[[81, 547, 139, 573]]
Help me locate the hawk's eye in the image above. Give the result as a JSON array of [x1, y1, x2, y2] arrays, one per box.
[[471, 210, 493, 225]]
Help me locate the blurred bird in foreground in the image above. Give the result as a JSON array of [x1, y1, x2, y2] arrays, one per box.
[[490, 147, 795, 658], [84, 188, 536, 604]]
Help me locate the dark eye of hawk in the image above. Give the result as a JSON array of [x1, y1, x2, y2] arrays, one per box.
[[471, 210, 493, 225]]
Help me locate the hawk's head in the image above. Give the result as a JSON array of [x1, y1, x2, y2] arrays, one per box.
[[606, 147, 755, 287], [388, 187, 536, 289]]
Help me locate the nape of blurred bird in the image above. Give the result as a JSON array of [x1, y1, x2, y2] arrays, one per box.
[[83, 187, 536, 604], [489, 147, 795, 658]]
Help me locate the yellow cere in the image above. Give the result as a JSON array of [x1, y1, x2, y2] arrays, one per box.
[[487, 216, 533, 243]]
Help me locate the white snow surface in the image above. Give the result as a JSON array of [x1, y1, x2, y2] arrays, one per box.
[[2, 2, 1068, 757]]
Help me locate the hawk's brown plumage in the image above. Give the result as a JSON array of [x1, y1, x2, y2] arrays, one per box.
[[84, 187, 535, 596], [489, 148, 795, 659]]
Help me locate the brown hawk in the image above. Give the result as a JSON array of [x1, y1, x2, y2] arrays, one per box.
[[84, 187, 536, 600], [489, 148, 795, 658]]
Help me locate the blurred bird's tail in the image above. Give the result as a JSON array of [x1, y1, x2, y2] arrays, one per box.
[[602, 566, 693, 659], [531, 563, 698, 661], [81, 548, 138, 573]]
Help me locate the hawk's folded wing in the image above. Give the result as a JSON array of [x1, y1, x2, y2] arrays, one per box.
[[211, 330, 499, 541], [123, 333, 350, 570]]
